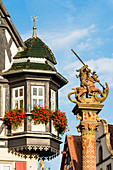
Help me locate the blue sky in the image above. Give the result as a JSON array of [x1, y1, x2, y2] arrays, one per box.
[[2, 0, 113, 169]]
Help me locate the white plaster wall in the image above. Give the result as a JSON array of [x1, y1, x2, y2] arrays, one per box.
[[3, 87, 5, 117], [32, 121, 45, 132], [5, 29, 11, 43], [0, 148, 38, 170], [51, 120, 57, 136], [4, 30, 18, 72], [0, 120, 5, 137], [97, 158, 113, 170], [96, 122, 104, 139], [5, 50, 10, 70], [27, 160, 38, 170], [10, 41, 18, 60]]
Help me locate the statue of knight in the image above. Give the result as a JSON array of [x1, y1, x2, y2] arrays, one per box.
[[68, 49, 109, 104]]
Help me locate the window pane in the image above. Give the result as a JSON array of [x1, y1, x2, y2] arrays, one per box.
[[51, 91, 54, 99], [39, 99, 43, 106], [3, 166, 11, 170], [15, 101, 18, 108], [33, 88, 37, 95], [51, 102, 55, 110], [15, 90, 18, 98], [19, 88, 23, 97], [20, 100, 23, 108], [33, 99, 37, 106], [99, 146, 103, 162], [51, 90, 56, 110], [107, 164, 111, 170], [39, 88, 43, 96]]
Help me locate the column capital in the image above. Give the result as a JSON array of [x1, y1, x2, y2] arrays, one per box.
[[72, 103, 104, 115]]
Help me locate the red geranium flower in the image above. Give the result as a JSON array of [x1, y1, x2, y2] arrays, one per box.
[[4, 108, 26, 129]]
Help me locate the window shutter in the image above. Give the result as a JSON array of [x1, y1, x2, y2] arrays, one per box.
[[15, 162, 26, 170]]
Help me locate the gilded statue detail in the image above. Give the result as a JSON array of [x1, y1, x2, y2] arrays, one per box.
[[38, 160, 48, 170], [68, 50, 109, 104]]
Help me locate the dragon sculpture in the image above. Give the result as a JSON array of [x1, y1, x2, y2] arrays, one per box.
[[68, 50, 109, 104]]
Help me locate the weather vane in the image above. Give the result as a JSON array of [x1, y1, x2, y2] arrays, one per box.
[[32, 16, 38, 38]]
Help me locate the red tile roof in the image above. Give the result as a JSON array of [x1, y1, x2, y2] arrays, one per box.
[[108, 124, 113, 150], [60, 135, 82, 170], [67, 135, 82, 170]]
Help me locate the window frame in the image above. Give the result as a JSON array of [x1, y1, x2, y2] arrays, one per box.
[[3, 87, 5, 117], [31, 86, 45, 109], [99, 145, 103, 163], [0, 164, 12, 170], [13, 86, 24, 109], [51, 89, 56, 111], [107, 163, 112, 170]]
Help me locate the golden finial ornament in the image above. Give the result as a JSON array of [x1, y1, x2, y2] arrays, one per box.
[[32, 16, 38, 38]]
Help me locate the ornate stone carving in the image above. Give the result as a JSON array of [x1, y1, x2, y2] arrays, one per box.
[[68, 65, 109, 104], [8, 144, 59, 160]]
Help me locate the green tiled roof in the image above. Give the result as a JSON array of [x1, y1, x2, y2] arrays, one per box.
[[10, 61, 56, 71], [14, 37, 57, 64]]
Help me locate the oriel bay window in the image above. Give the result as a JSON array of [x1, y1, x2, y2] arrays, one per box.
[[13, 86, 24, 109], [31, 86, 44, 108]]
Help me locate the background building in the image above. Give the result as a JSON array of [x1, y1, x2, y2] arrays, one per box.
[[60, 120, 113, 170]]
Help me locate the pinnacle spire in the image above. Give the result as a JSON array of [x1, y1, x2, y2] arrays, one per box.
[[32, 16, 37, 38]]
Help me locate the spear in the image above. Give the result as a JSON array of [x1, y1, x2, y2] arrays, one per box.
[[71, 49, 105, 89]]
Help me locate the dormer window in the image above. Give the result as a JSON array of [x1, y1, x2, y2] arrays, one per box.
[[13, 86, 24, 108], [31, 86, 44, 109]]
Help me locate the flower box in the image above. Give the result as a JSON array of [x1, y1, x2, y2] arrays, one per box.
[[51, 120, 57, 136], [31, 106, 68, 135], [31, 121, 45, 132], [11, 120, 24, 134]]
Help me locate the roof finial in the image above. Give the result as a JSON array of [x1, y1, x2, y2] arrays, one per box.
[[32, 16, 38, 38]]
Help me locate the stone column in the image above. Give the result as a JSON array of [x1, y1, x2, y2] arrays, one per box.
[[73, 103, 103, 170]]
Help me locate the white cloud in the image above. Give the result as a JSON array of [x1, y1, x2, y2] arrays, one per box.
[[42, 25, 96, 50], [61, 0, 77, 11], [63, 57, 113, 87], [21, 32, 32, 41], [21, 24, 96, 50], [107, 25, 113, 31], [77, 38, 103, 51]]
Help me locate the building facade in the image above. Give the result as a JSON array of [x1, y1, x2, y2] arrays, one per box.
[[60, 135, 82, 170], [0, 0, 68, 169], [96, 120, 113, 170]]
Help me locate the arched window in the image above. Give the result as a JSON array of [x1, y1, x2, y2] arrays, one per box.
[[99, 145, 103, 162]]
